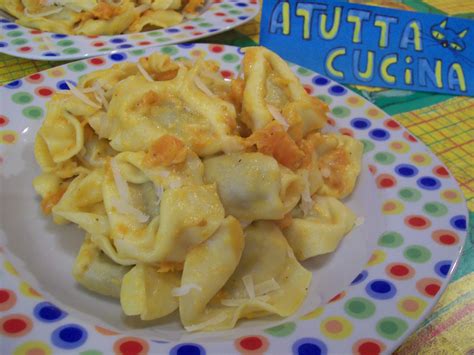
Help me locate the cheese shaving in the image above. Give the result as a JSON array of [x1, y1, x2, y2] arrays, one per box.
[[171, 283, 202, 297], [41, 36, 57, 52], [65, 81, 101, 109], [155, 185, 163, 207], [110, 198, 150, 223], [255, 278, 280, 296], [184, 313, 228, 332], [300, 170, 313, 217], [287, 246, 295, 259], [24, 7, 63, 17], [267, 104, 289, 131], [221, 295, 270, 307], [242, 274, 255, 299], [110, 158, 130, 203], [92, 82, 109, 110], [135, 4, 150, 14], [194, 77, 216, 97], [136, 62, 154, 82], [354, 216, 365, 227]]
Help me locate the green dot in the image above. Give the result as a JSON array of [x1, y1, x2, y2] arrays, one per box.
[[98, 47, 113, 52], [376, 317, 408, 340], [331, 106, 351, 118], [57, 39, 74, 47], [229, 9, 242, 15], [63, 47, 80, 55], [11, 38, 28, 46], [317, 94, 332, 105], [423, 202, 448, 217], [154, 37, 168, 43], [221, 3, 232, 8], [378, 231, 404, 248], [374, 152, 396, 165], [264, 322, 296, 337], [12, 92, 33, 105], [404, 245, 431, 263], [344, 297, 376, 319], [222, 53, 239, 63], [160, 46, 178, 55], [398, 188, 422, 202], [131, 49, 145, 56], [7, 30, 23, 37], [297, 67, 312, 76], [80, 351, 102, 355], [67, 62, 87, 72], [200, 22, 213, 28], [358, 139, 373, 154], [148, 31, 163, 37], [22, 106, 44, 119]]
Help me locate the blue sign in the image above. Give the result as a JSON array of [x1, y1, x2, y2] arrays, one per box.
[[260, 1, 474, 96]]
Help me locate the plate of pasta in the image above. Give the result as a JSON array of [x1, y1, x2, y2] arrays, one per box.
[[0, 0, 258, 60], [0, 44, 468, 354]]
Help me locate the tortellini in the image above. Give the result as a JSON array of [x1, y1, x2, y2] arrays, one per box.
[[0, 0, 204, 35], [33, 47, 363, 332]]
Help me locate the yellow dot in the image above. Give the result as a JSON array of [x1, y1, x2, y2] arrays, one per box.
[[382, 199, 405, 215], [14, 340, 52, 355], [19, 282, 42, 298], [0, 130, 18, 145], [366, 249, 387, 266], [301, 306, 324, 320], [410, 153, 432, 166], [389, 140, 410, 154], [397, 296, 427, 319], [129, 34, 145, 40], [32, 37, 44, 43], [320, 316, 353, 340], [4, 260, 18, 276], [47, 67, 65, 78], [441, 189, 463, 204], [346, 96, 365, 108], [366, 107, 385, 119]]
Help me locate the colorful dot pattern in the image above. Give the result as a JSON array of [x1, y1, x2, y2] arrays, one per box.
[[0, 44, 468, 354], [0, 0, 259, 61]]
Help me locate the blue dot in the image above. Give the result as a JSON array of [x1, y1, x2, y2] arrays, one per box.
[[110, 37, 126, 43], [170, 343, 205, 355], [109, 53, 127, 61], [366, 279, 397, 300], [351, 118, 371, 130], [56, 80, 76, 90], [312, 76, 329, 86], [292, 338, 327, 355], [351, 270, 368, 285], [178, 43, 195, 48], [435, 260, 452, 278], [0, 42, 8, 48], [43, 52, 59, 57], [0, 19, 11, 23], [236, 2, 248, 6], [34, 302, 67, 322], [238, 16, 249, 20], [166, 28, 180, 33], [450, 215, 466, 231], [51, 324, 87, 349], [395, 164, 419, 178], [328, 85, 347, 96], [118, 44, 132, 49], [369, 128, 390, 141], [5, 80, 22, 89], [208, 28, 219, 33], [52, 34, 68, 39], [3, 24, 18, 30], [417, 176, 441, 190]]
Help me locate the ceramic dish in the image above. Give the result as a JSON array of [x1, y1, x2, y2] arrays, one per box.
[[0, 0, 258, 61], [0, 44, 468, 354]]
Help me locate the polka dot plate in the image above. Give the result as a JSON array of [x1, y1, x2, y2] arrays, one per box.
[[0, 44, 468, 354], [0, 0, 258, 61]]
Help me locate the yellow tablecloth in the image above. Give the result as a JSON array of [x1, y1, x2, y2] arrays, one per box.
[[0, 0, 472, 353]]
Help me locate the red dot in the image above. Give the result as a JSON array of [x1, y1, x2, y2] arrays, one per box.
[[192, 32, 203, 36], [93, 41, 105, 47], [3, 318, 27, 334], [0, 115, 8, 127], [409, 216, 427, 227], [37, 87, 53, 97], [214, 12, 226, 16], [87, 35, 99, 39], [19, 46, 32, 52], [369, 164, 377, 175], [29, 73, 42, 80], [89, 58, 105, 65], [138, 41, 151, 46], [240, 336, 263, 351], [425, 284, 440, 296], [384, 119, 401, 130], [30, 30, 42, 35], [184, 25, 195, 30], [210, 45, 224, 53], [440, 234, 456, 245], [381, 178, 394, 188], [391, 265, 409, 276], [403, 131, 417, 142], [434, 166, 449, 177], [220, 70, 233, 79], [0, 290, 10, 303], [304, 85, 313, 94], [119, 340, 143, 355], [359, 341, 382, 355], [225, 18, 235, 23]]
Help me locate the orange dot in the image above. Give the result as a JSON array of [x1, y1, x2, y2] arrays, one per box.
[[402, 299, 419, 312], [326, 320, 343, 333], [384, 202, 396, 211]]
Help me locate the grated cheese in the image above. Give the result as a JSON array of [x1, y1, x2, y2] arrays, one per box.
[[221, 295, 270, 307], [24, 7, 63, 17], [136, 62, 154, 82], [110, 198, 150, 223], [287, 246, 295, 259], [255, 278, 280, 296], [184, 313, 227, 332], [110, 158, 130, 203], [267, 104, 289, 131], [354, 216, 365, 227], [300, 170, 313, 217], [171, 283, 202, 297], [193, 77, 216, 97], [92, 82, 109, 110], [242, 274, 255, 299], [65, 81, 101, 109]]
